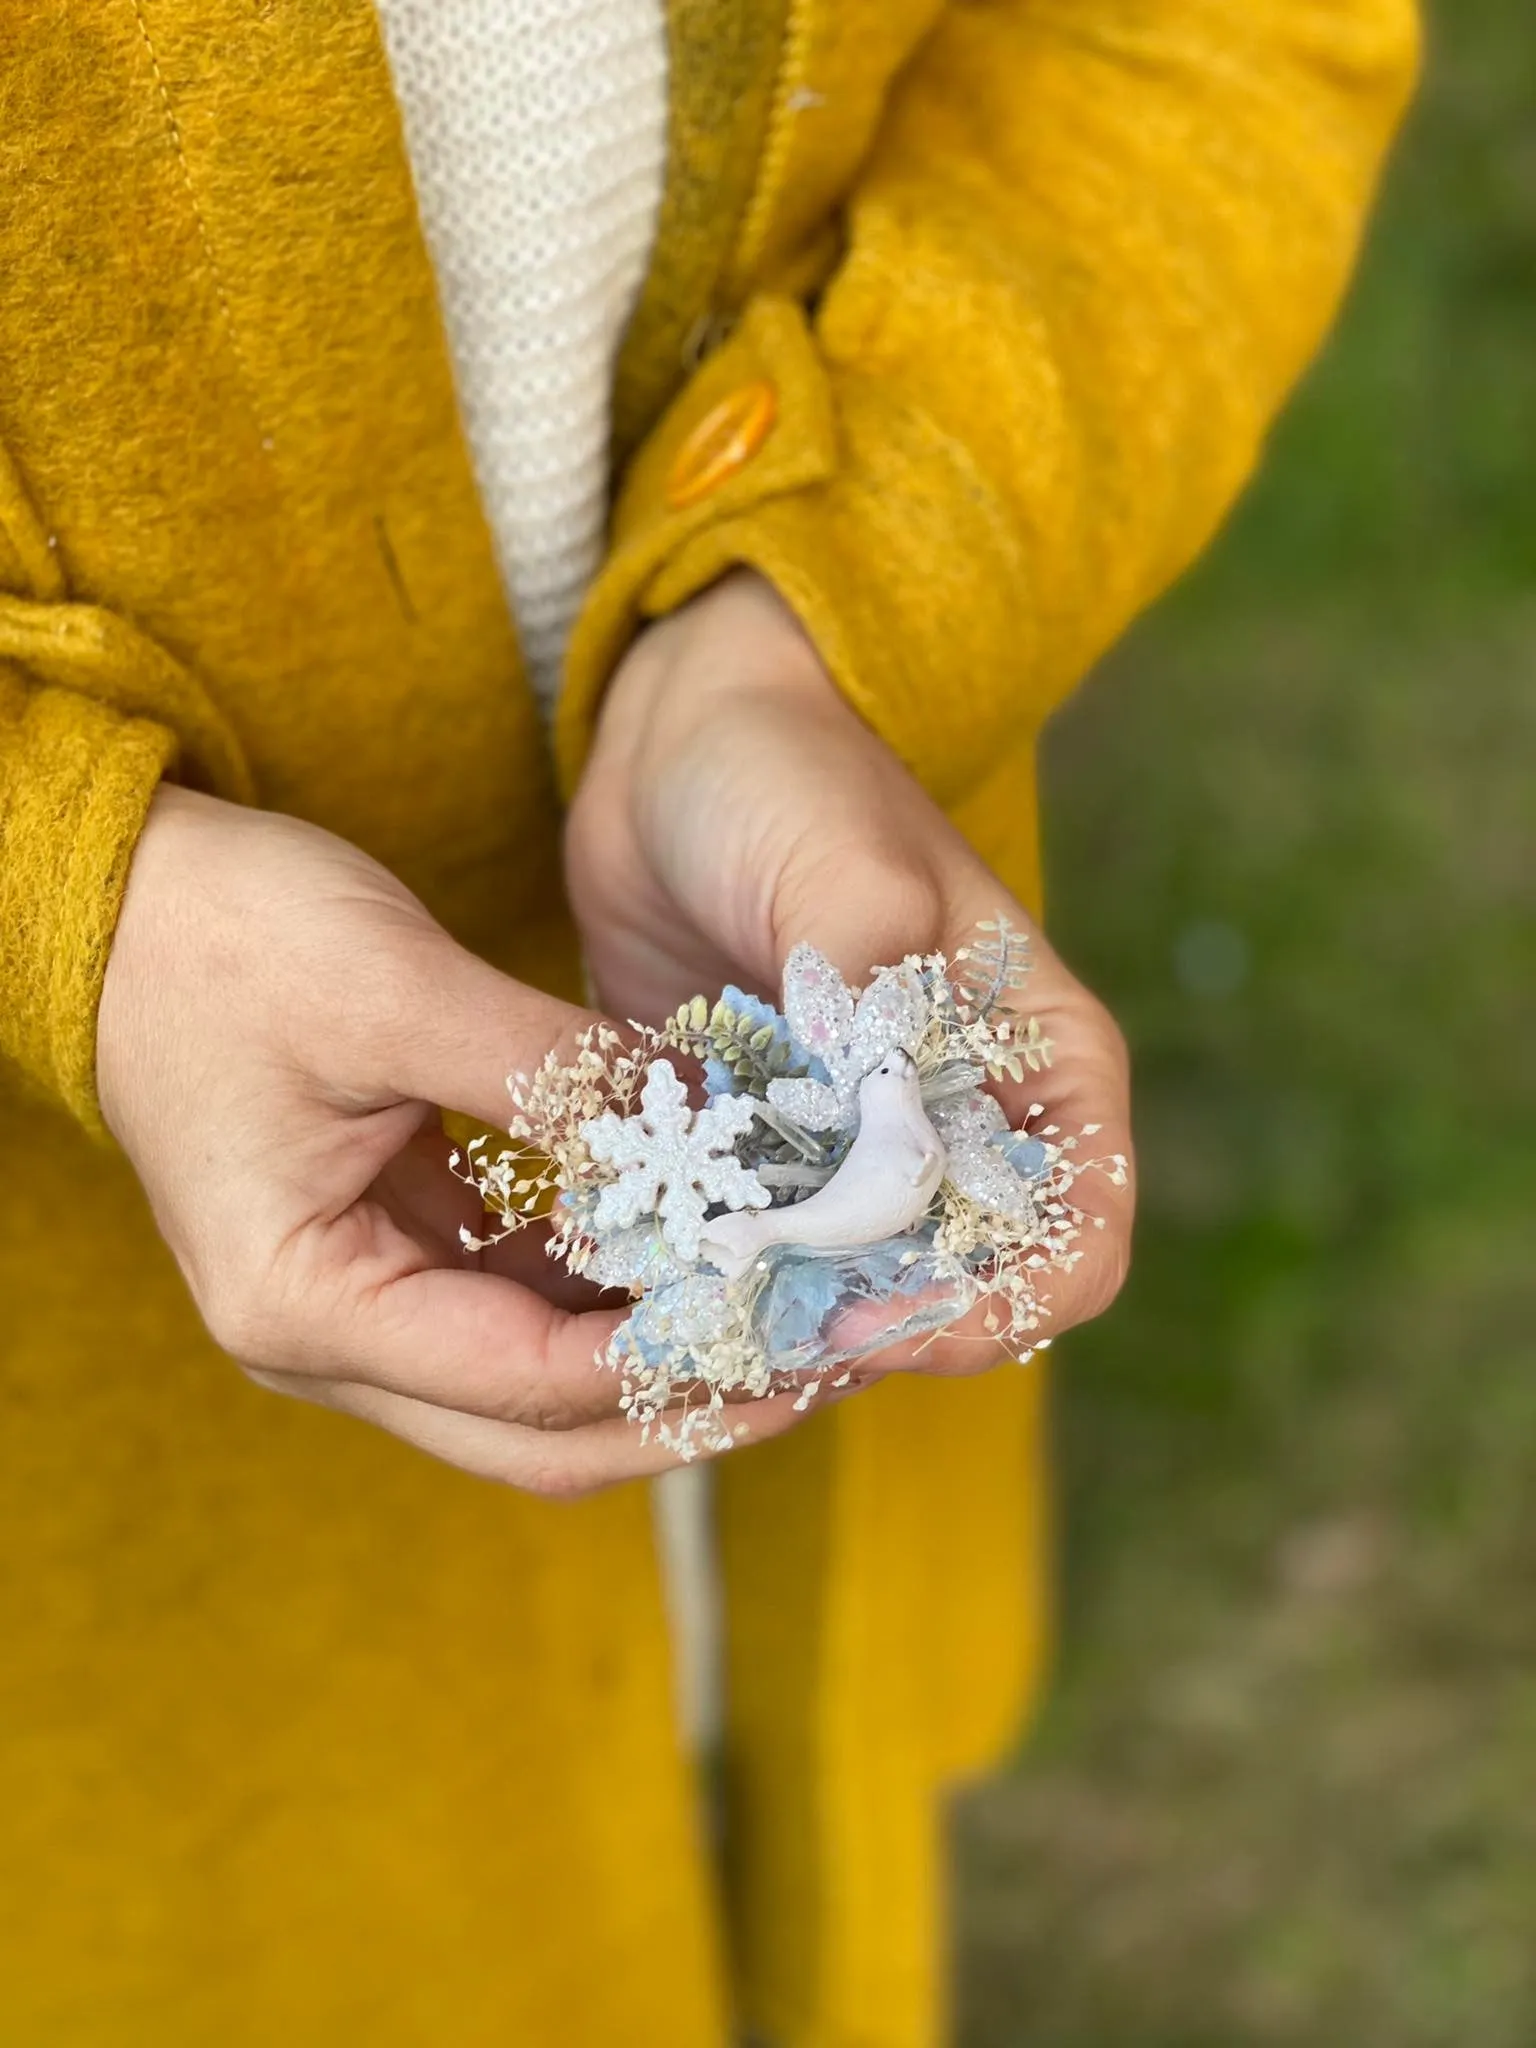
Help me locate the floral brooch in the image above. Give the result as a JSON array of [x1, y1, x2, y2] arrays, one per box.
[[453, 921, 1126, 1456]]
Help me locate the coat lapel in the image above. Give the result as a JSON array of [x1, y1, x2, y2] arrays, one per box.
[[612, 0, 790, 463]]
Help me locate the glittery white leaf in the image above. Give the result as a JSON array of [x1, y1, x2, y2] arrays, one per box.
[[779, 944, 854, 1071], [583, 1223, 684, 1292], [933, 1091, 1039, 1224], [848, 963, 929, 1076], [769, 950, 930, 1134], [765, 1073, 845, 1132], [582, 1059, 769, 1266]]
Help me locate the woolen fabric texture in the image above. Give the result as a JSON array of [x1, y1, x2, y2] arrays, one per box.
[[0, 2, 1417, 2043]]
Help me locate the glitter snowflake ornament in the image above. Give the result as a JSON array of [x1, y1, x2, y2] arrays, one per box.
[[582, 1059, 769, 1265], [452, 919, 1127, 1458]]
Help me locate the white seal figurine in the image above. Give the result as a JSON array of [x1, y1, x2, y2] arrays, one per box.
[[699, 1047, 947, 1281]]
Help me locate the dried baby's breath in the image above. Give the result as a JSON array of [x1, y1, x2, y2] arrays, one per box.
[[452, 919, 1125, 1455]]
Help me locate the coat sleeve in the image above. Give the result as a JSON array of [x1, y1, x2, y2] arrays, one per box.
[[0, 656, 175, 1129], [557, 0, 1420, 803], [0, 450, 251, 1131]]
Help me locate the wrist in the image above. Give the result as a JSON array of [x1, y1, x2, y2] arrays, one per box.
[[596, 570, 845, 768], [675, 569, 835, 697]]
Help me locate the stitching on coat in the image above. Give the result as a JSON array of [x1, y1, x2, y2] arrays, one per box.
[[732, 0, 812, 288], [126, 0, 274, 454]]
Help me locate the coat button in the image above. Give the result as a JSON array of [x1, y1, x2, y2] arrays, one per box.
[[665, 381, 778, 509]]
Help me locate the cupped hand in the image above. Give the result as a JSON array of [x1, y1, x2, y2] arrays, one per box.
[[566, 571, 1135, 1369], [96, 787, 811, 1488]]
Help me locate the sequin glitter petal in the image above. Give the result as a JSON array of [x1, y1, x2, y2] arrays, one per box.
[[932, 1090, 1041, 1224], [582, 1221, 684, 1292], [847, 962, 929, 1078], [769, 950, 929, 1131], [780, 944, 855, 1069]]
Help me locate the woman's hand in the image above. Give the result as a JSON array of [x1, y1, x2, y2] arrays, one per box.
[[566, 571, 1135, 1369], [97, 788, 811, 1488]]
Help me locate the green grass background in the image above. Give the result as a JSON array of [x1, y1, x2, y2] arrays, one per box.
[[956, 3, 1536, 2039]]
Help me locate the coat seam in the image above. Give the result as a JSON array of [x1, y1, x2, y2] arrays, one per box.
[[731, 0, 812, 291], [125, 0, 274, 455]]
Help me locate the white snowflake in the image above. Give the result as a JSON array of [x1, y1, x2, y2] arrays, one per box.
[[581, 1059, 770, 1266], [767, 945, 930, 1134]]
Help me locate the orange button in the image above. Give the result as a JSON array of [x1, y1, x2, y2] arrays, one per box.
[[665, 381, 778, 509]]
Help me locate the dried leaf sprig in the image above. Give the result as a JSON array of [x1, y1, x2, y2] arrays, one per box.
[[914, 919, 1053, 1087]]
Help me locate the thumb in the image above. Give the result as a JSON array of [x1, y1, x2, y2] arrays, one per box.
[[346, 923, 603, 1133], [760, 789, 1021, 993], [761, 791, 1130, 1132], [769, 844, 953, 991]]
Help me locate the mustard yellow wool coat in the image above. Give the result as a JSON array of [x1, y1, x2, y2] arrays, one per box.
[[0, 3, 1415, 2042]]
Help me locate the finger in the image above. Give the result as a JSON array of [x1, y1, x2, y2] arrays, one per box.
[[372, 1121, 619, 1313], [477, 1221, 629, 1314], [829, 1118, 1131, 1378], [318, 1255, 831, 1416], [335, 921, 607, 1135], [777, 827, 1134, 1374], [804, 852, 1135, 1351], [274, 1197, 865, 1429], [934, 850, 1138, 1226], [876, 1323, 1015, 1377], [828, 1254, 1114, 1381], [231, 1194, 640, 1429], [250, 1371, 837, 1493], [758, 778, 1129, 1129], [285, 1249, 643, 1430], [368, 1117, 500, 1262]]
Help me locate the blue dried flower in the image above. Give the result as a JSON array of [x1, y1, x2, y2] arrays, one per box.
[[988, 1131, 1050, 1181], [702, 1056, 739, 1099], [759, 1253, 845, 1352]]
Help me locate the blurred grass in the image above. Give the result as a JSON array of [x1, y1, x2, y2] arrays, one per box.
[[956, 2, 1536, 2042]]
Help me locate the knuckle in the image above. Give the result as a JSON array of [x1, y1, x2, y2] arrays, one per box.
[[240, 1365, 291, 1396], [1073, 989, 1130, 1080], [773, 847, 948, 976], [1104, 1018, 1133, 1090], [512, 1453, 599, 1504], [1075, 1232, 1134, 1329], [875, 859, 948, 957], [473, 1316, 592, 1435], [836, 845, 948, 965], [320, 953, 422, 1083], [497, 1382, 584, 1435], [1095, 1239, 1133, 1317], [197, 1270, 270, 1363], [197, 1256, 312, 1375]]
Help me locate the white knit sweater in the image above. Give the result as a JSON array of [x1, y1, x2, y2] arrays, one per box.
[[373, 0, 669, 711], [375, 4, 715, 1739]]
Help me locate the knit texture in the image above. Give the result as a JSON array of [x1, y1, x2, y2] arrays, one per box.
[[0, 1, 1417, 2041], [374, 0, 668, 707]]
